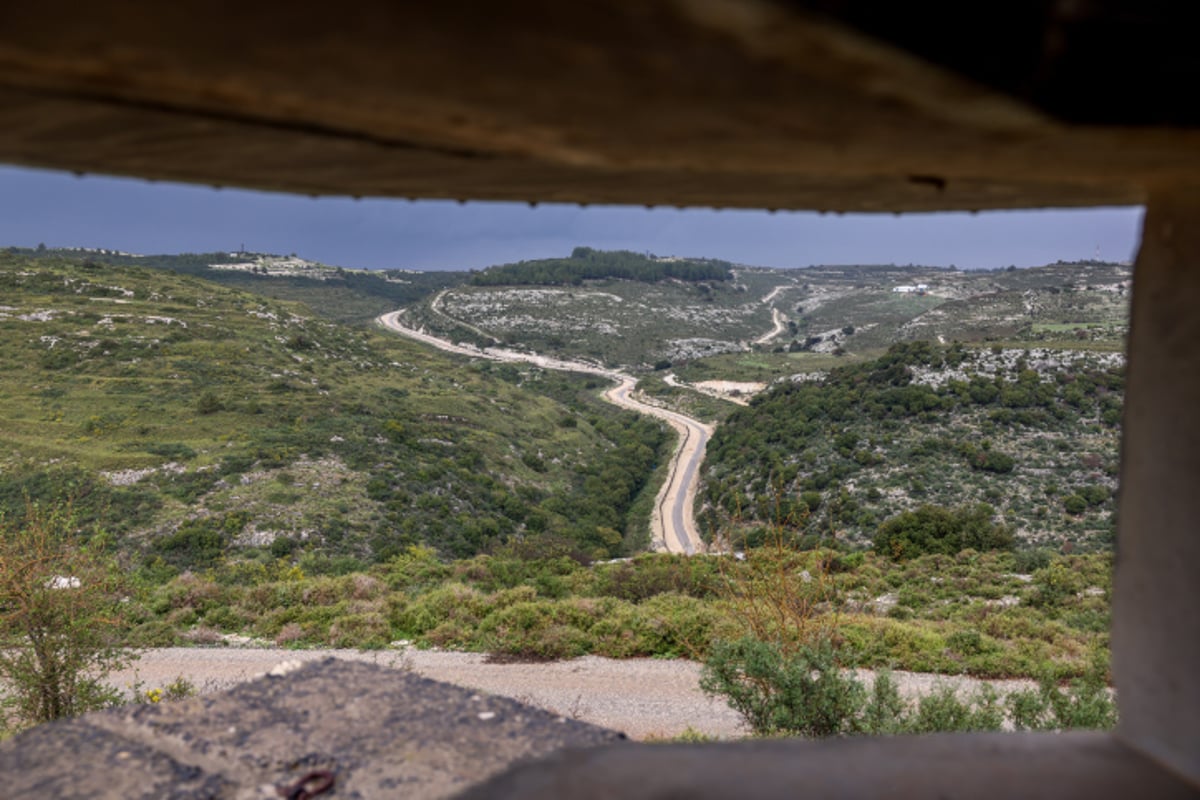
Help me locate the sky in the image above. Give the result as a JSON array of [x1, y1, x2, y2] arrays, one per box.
[[0, 166, 1144, 272]]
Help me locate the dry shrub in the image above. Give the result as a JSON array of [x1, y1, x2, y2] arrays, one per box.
[[180, 625, 224, 645], [275, 622, 305, 646], [167, 571, 223, 612], [718, 533, 842, 655], [349, 573, 383, 600], [0, 503, 133, 728]]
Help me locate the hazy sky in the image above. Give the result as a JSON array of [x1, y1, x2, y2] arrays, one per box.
[[0, 166, 1143, 272]]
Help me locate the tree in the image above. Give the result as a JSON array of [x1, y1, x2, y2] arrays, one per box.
[[0, 504, 134, 730]]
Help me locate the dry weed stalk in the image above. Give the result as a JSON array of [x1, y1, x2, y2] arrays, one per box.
[[716, 493, 843, 656]]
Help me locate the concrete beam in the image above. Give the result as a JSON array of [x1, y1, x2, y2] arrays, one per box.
[[0, 1, 1197, 209]]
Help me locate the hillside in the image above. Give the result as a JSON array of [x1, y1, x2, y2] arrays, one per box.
[[5, 246, 466, 325], [0, 253, 672, 572], [404, 254, 1130, 371], [700, 342, 1122, 551]]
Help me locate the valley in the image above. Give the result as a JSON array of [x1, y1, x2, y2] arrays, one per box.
[[376, 309, 709, 554], [0, 246, 1127, 740]]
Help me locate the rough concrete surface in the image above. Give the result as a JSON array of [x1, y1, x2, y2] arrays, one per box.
[[462, 732, 1200, 800], [1, 2, 1198, 210], [0, 659, 624, 799]]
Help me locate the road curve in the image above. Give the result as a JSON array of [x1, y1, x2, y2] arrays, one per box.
[[377, 310, 710, 554]]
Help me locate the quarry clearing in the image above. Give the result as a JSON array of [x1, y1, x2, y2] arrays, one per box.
[[111, 648, 1037, 741]]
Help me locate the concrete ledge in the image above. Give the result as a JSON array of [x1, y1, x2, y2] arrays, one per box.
[[0, 658, 624, 799], [463, 731, 1199, 799]]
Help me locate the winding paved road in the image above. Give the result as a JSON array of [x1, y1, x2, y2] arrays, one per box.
[[377, 310, 710, 554]]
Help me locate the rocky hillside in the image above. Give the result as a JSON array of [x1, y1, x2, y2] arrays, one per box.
[[0, 253, 672, 572], [404, 256, 1129, 370], [700, 341, 1122, 551], [5, 245, 466, 324]]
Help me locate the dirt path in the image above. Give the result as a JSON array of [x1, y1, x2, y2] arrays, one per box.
[[753, 307, 788, 345], [377, 310, 709, 554], [110, 648, 1037, 741]]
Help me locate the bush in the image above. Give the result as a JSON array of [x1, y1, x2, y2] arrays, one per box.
[[970, 450, 1015, 474], [152, 520, 227, 569], [908, 684, 1004, 733], [479, 601, 595, 661], [1007, 655, 1116, 731], [195, 391, 224, 415], [0, 505, 134, 730], [701, 633, 1098, 738], [1063, 495, 1088, 515], [874, 504, 1014, 560], [700, 636, 866, 737]]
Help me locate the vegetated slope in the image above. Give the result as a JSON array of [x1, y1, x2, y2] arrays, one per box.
[[5, 246, 466, 325], [409, 278, 766, 367], [0, 254, 671, 572], [700, 341, 1122, 551], [765, 261, 1129, 356], [135, 546, 1111, 681], [406, 255, 1130, 373]]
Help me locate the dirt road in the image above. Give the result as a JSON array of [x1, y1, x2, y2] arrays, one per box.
[[110, 648, 742, 740], [377, 310, 709, 553], [110, 648, 1038, 741], [753, 307, 788, 345]]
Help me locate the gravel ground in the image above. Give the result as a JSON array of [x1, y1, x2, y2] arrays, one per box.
[[108, 648, 1037, 740]]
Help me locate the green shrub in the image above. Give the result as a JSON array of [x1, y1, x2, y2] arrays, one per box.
[[859, 671, 908, 735], [479, 601, 594, 661], [1030, 562, 1086, 608], [1078, 485, 1109, 506], [195, 391, 224, 415], [382, 546, 452, 591], [700, 636, 866, 737], [1063, 495, 1088, 515], [126, 619, 182, 647], [970, 450, 1015, 474], [1013, 548, 1054, 573], [152, 520, 227, 569], [393, 583, 489, 636], [874, 504, 1013, 561], [622, 593, 716, 658], [328, 612, 390, 649], [591, 555, 719, 601], [1007, 654, 1116, 731], [908, 684, 1004, 733]]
